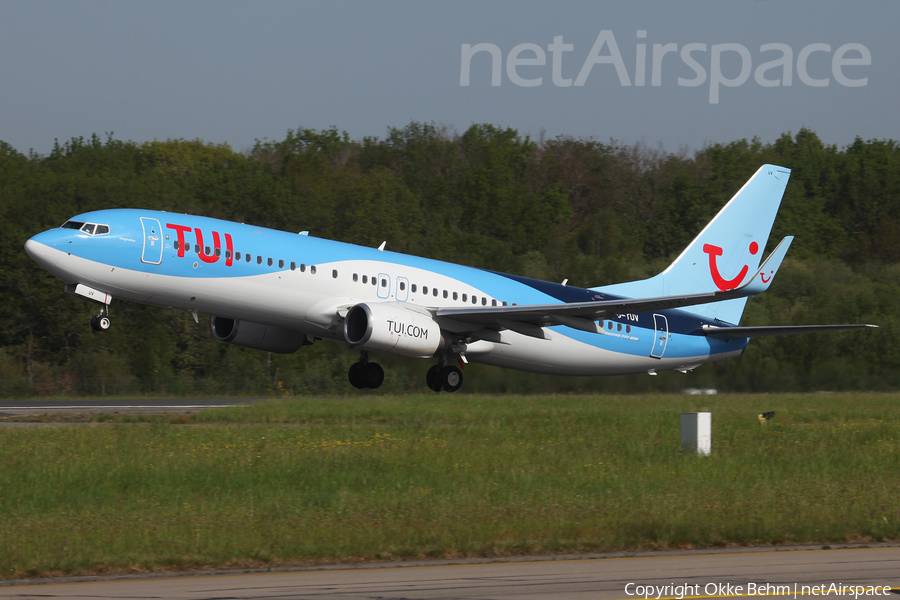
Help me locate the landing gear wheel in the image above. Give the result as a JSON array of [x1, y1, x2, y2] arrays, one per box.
[[90, 314, 111, 332], [426, 365, 443, 393], [348, 351, 383, 390], [362, 363, 384, 389], [348, 363, 366, 389], [441, 365, 463, 393]]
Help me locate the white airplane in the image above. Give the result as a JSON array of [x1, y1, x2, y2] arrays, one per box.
[[24, 164, 875, 392]]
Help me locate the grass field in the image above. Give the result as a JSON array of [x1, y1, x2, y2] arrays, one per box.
[[1, 393, 898, 578]]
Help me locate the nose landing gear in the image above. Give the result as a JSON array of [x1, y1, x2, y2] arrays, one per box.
[[348, 351, 384, 389], [90, 306, 111, 331]]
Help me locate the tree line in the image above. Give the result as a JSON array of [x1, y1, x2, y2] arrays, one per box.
[[0, 123, 896, 396]]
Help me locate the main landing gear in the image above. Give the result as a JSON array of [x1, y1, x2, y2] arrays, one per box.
[[426, 360, 463, 393], [90, 306, 111, 332], [348, 351, 384, 389], [346, 352, 463, 393]]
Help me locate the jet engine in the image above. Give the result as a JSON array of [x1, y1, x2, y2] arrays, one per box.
[[343, 303, 442, 358], [211, 317, 313, 354]]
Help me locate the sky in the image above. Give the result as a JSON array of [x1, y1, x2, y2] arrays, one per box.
[[0, 0, 896, 156]]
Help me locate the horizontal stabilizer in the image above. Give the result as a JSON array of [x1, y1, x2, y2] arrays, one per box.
[[703, 323, 878, 340]]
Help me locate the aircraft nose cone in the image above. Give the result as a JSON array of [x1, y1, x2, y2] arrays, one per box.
[[24, 235, 57, 269], [24, 237, 44, 259]]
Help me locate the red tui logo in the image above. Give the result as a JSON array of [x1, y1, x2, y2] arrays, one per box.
[[703, 241, 758, 291]]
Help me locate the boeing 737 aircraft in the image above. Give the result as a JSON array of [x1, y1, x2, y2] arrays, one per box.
[[25, 164, 875, 392]]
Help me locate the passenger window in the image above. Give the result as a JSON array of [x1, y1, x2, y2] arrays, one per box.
[[291, 261, 296, 271], [267, 257, 273, 267], [502, 301, 507, 306], [353, 273, 359, 282], [225, 250, 231, 259], [279, 259, 284, 269], [257, 256, 262, 265], [423, 286, 428, 295], [399, 281, 405, 291], [462, 294, 467, 302], [332, 269, 338, 279], [245, 253, 251, 263], [195, 244, 201, 254], [411, 283, 416, 292], [311, 265, 317, 274], [433, 288, 438, 297], [174, 241, 180, 250], [205, 246, 211, 255], [626, 325, 632, 334], [607, 321, 613, 330], [215, 248, 221, 257], [617, 323, 622, 332], [491, 299, 497, 306], [453, 292, 458, 301], [362, 275, 367, 284], [381, 278, 387, 287], [472, 296, 477, 304], [300, 263, 306, 272], [443, 290, 448, 299], [235, 251, 241, 260], [483, 297, 488, 306], [372, 276, 376, 286]]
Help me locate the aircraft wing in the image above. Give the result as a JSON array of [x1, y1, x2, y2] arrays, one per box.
[[436, 290, 747, 332], [433, 237, 795, 336], [434, 287, 775, 337], [702, 324, 878, 340]]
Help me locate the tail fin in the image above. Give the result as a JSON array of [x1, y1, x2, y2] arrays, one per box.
[[594, 164, 791, 325]]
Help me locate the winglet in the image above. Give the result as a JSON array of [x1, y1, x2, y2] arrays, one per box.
[[736, 236, 793, 295]]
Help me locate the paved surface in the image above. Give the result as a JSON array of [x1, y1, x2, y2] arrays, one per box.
[[0, 398, 255, 417], [0, 547, 896, 600]]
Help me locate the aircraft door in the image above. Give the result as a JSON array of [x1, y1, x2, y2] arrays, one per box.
[[650, 314, 669, 358], [377, 273, 391, 299], [140, 217, 163, 265], [396, 277, 409, 302]]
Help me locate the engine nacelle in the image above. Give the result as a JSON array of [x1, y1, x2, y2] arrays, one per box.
[[211, 317, 313, 354], [343, 303, 442, 358]]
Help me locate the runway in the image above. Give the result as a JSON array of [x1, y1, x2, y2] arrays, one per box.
[[0, 398, 254, 417], [0, 546, 896, 600]]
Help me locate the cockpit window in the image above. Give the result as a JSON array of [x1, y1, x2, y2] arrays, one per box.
[[60, 221, 109, 235]]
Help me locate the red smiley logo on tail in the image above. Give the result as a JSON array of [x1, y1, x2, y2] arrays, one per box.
[[703, 241, 759, 291]]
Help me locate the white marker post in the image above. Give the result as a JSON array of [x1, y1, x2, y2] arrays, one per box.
[[680, 412, 711, 455]]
